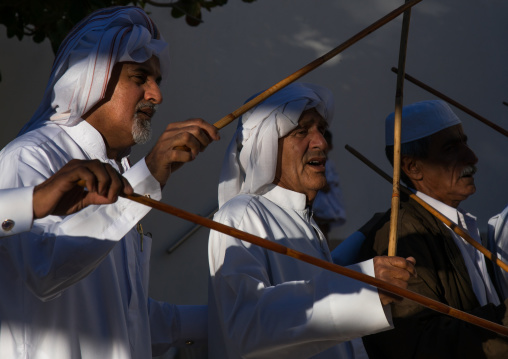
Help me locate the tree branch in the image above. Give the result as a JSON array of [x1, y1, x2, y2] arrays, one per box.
[[144, 0, 177, 7]]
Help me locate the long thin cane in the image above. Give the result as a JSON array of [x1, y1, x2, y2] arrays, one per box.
[[211, 0, 423, 130], [391, 67, 508, 138], [89, 187, 508, 337], [388, 0, 412, 257], [345, 144, 508, 274]]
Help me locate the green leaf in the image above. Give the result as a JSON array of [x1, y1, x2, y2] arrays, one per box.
[[33, 29, 46, 43], [171, 7, 186, 18]]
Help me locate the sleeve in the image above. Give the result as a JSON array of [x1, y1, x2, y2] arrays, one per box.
[[0, 148, 161, 300], [359, 208, 508, 359], [0, 187, 34, 237], [487, 206, 508, 300], [208, 201, 392, 359], [331, 231, 366, 266], [149, 299, 207, 356]]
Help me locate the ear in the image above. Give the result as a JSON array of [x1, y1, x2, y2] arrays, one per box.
[[401, 156, 423, 182]]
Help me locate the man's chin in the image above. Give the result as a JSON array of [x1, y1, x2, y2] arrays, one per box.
[[133, 132, 152, 144], [457, 186, 476, 202], [132, 119, 152, 144]]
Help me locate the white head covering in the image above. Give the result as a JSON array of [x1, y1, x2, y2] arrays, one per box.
[[385, 100, 461, 146], [18, 6, 169, 136], [218, 82, 334, 208]]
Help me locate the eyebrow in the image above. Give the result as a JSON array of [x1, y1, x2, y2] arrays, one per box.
[[299, 116, 328, 128], [443, 134, 468, 148], [129, 65, 162, 84]]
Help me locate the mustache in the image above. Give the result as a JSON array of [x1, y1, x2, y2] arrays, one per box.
[[459, 165, 477, 178], [136, 102, 158, 115], [306, 150, 327, 159]]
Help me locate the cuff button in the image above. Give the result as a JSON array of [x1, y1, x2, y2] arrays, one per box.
[[2, 219, 15, 232]]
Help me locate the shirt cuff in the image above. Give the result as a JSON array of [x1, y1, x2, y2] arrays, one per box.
[[344, 259, 394, 331], [0, 187, 34, 237], [124, 158, 162, 201]]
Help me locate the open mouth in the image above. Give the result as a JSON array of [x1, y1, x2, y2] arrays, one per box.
[[307, 157, 326, 168], [459, 165, 477, 178]]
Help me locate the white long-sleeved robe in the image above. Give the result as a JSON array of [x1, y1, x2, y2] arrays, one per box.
[[488, 205, 508, 300], [0, 120, 206, 358], [208, 184, 392, 358], [0, 187, 34, 237]]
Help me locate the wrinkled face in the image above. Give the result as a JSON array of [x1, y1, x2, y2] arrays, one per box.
[[274, 108, 329, 204], [85, 56, 162, 158], [410, 124, 478, 208]]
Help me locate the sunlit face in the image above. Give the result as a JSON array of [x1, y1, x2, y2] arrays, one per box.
[[408, 124, 478, 208], [84, 56, 162, 158], [274, 108, 329, 204]]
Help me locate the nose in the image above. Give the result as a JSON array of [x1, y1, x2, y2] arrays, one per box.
[[463, 144, 478, 165], [310, 130, 328, 152], [145, 81, 163, 105]]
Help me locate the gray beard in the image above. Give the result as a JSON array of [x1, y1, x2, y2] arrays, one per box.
[[132, 114, 152, 144]]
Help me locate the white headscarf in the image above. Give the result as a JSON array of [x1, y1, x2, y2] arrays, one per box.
[[18, 6, 169, 136], [218, 82, 334, 208]]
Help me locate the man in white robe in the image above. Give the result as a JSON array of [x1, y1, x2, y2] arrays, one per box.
[[0, 6, 219, 359], [1, 159, 132, 237], [208, 83, 416, 358]]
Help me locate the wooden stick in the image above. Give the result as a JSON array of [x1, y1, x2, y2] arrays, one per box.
[[345, 144, 508, 274], [97, 189, 508, 337], [166, 207, 217, 254], [211, 0, 422, 130], [76, 179, 508, 336], [388, 1, 412, 257], [391, 67, 508, 138]]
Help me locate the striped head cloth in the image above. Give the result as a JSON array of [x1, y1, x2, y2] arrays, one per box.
[[19, 6, 169, 136]]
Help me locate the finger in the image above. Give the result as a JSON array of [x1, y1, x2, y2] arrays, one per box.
[[60, 161, 99, 194], [377, 266, 412, 284], [379, 290, 404, 305], [387, 277, 410, 291], [166, 147, 196, 164], [166, 126, 214, 153], [374, 256, 415, 282], [100, 163, 124, 201], [172, 131, 207, 156], [87, 161, 114, 197], [121, 177, 133, 196], [166, 118, 220, 142], [386, 255, 416, 273], [406, 256, 416, 266], [405, 256, 417, 277]]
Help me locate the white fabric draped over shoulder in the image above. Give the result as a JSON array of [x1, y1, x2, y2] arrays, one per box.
[[218, 82, 334, 208], [0, 7, 207, 358], [18, 6, 170, 136]]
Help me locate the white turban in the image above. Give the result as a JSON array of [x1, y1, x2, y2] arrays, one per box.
[[218, 82, 334, 208], [18, 6, 169, 136], [385, 100, 461, 146]]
